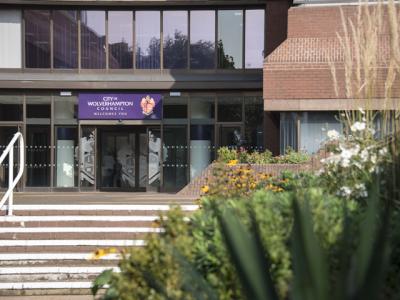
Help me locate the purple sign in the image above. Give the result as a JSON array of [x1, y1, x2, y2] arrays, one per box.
[[78, 93, 162, 120]]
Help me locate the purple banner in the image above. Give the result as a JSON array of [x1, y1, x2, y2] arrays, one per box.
[[78, 93, 162, 120]]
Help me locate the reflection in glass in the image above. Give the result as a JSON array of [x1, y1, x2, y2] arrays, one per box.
[[80, 127, 95, 187], [245, 10, 265, 69], [217, 96, 242, 122], [163, 11, 188, 69], [108, 11, 133, 69], [55, 127, 78, 187], [136, 11, 160, 69], [54, 96, 77, 124], [190, 97, 215, 179], [80, 11, 106, 69], [148, 128, 162, 189], [218, 10, 243, 69], [25, 10, 51, 68], [245, 96, 264, 150], [53, 10, 78, 68], [163, 126, 188, 192], [190, 11, 215, 69], [0, 95, 22, 121], [26, 125, 51, 187], [280, 112, 298, 154]]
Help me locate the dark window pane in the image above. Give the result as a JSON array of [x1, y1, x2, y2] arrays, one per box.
[[0, 95, 22, 121], [217, 96, 242, 122], [245, 10, 265, 69], [25, 10, 50, 68], [136, 11, 160, 69], [80, 11, 106, 69], [108, 11, 133, 69], [244, 96, 264, 150], [190, 11, 215, 69], [163, 97, 188, 119], [53, 10, 78, 69], [163, 11, 188, 69], [218, 10, 243, 69], [26, 125, 51, 187], [163, 126, 188, 192]]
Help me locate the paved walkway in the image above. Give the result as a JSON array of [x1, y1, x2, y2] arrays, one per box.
[[13, 192, 197, 205]]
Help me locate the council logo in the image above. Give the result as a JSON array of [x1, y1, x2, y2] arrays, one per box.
[[140, 95, 156, 116]]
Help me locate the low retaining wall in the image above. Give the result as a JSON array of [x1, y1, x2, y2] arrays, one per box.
[[178, 156, 322, 197]]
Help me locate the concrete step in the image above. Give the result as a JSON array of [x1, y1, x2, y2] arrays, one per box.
[[0, 203, 197, 296]]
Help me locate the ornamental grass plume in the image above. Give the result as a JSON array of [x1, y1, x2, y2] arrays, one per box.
[[330, 0, 400, 138]]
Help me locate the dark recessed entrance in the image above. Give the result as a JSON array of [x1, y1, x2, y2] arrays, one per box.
[[98, 126, 147, 191]]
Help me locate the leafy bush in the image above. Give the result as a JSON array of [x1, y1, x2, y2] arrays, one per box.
[[216, 147, 309, 165], [93, 188, 358, 300]]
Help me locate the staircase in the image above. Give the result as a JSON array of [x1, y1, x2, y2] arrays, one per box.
[[0, 203, 197, 297]]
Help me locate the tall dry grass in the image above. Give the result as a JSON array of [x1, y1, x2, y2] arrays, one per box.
[[330, 0, 400, 137]]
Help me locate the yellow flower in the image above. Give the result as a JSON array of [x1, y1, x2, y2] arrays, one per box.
[[89, 247, 118, 260], [201, 185, 210, 194], [227, 159, 238, 166]]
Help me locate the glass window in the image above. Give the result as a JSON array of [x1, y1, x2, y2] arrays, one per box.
[[163, 126, 188, 192], [25, 10, 50, 68], [245, 10, 265, 69], [163, 11, 188, 69], [80, 126, 96, 188], [299, 112, 342, 154], [280, 112, 298, 154], [55, 127, 78, 187], [245, 96, 264, 150], [0, 10, 22, 68], [26, 95, 51, 121], [26, 125, 51, 187], [0, 95, 22, 121], [190, 11, 215, 69], [108, 11, 133, 69], [53, 10, 78, 69], [54, 96, 78, 124], [80, 11, 106, 69], [190, 96, 215, 179], [163, 96, 188, 120], [217, 96, 242, 122], [219, 126, 243, 148], [135, 11, 160, 69], [218, 10, 243, 69]]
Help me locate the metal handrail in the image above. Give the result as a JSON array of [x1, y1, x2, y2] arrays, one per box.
[[0, 132, 24, 216]]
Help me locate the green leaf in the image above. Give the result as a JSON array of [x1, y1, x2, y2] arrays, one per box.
[[92, 269, 114, 296], [291, 198, 329, 300], [172, 249, 218, 300], [216, 205, 279, 300]]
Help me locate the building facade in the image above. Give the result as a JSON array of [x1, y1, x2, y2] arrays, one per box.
[[0, 0, 271, 192], [264, 0, 400, 155]]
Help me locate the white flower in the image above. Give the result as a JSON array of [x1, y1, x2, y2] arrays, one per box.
[[351, 122, 366, 132], [370, 154, 377, 164], [339, 186, 352, 197], [360, 149, 369, 162], [358, 107, 366, 115], [379, 147, 388, 157], [355, 183, 368, 198], [327, 129, 340, 141]]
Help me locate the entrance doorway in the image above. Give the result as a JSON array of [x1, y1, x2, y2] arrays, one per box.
[[98, 127, 147, 191]]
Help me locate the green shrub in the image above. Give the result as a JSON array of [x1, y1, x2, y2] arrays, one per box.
[[274, 147, 310, 164], [94, 188, 358, 300], [217, 147, 237, 163]]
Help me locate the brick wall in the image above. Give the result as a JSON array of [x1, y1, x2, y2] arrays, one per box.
[[263, 4, 396, 105]]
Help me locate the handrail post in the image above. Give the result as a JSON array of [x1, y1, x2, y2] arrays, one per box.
[[8, 145, 13, 216]]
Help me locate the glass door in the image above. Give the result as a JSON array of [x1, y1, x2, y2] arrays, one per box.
[[147, 127, 162, 192], [100, 131, 136, 191]]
